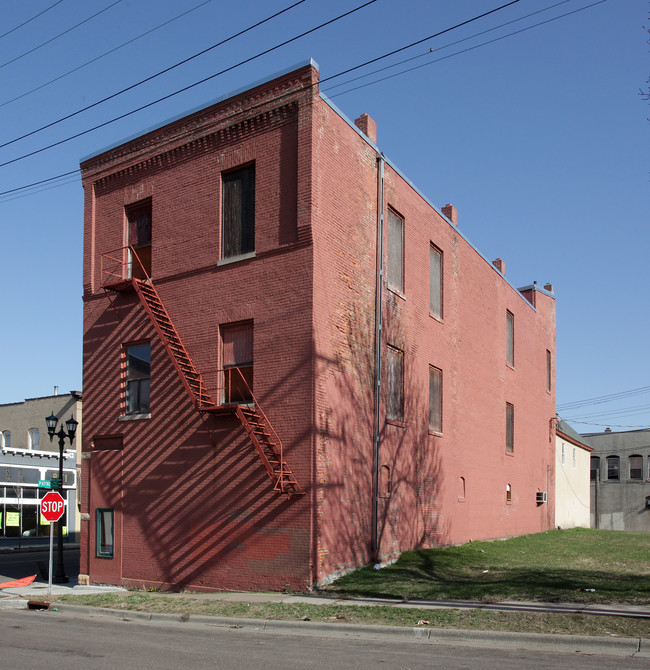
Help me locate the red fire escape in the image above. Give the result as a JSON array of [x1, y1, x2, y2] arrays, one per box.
[[100, 247, 304, 499]]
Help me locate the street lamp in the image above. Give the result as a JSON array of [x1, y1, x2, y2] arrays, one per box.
[[45, 412, 78, 583]]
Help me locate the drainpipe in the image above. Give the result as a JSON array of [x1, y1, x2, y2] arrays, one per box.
[[371, 154, 385, 560]]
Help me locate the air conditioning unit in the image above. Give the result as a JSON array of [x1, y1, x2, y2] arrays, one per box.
[[536, 491, 547, 504]]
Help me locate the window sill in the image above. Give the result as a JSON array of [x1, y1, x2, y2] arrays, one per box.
[[428, 429, 443, 437], [505, 450, 514, 457], [429, 313, 443, 323], [386, 286, 406, 301], [386, 418, 406, 429], [217, 251, 256, 266], [506, 362, 515, 371], [119, 413, 151, 421]]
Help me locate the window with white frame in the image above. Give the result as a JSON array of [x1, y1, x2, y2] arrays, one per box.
[[28, 428, 39, 450], [561, 442, 566, 466], [572, 447, 577, 469]]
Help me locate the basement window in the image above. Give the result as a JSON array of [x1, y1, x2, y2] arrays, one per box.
[[222, 164, 255, 259], [96, 508, 114, 558]]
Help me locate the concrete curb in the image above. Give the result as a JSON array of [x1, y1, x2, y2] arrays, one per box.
[[49, 603, 650, 657]]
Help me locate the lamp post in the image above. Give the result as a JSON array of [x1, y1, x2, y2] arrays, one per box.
[[45, 412, 78, 584]]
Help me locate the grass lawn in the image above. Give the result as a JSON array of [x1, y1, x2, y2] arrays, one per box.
[[52, 529, 650, 638], [320, 528, 650, 604]]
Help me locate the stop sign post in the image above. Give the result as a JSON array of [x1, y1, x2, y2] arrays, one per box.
[[41, 491, 65, 593], [41, 491, 65, 522]]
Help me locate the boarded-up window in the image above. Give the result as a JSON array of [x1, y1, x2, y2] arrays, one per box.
[[387, 209, 404, 293], [222, 322, 253, 403], [386, 345, 403, 422], [506, 403, 514, 453], [429, 365, 442, 433], [222, 165, 255, 258], [606, 455, 620, 481], [629, 455, 643, 480], [506, 311, 514, 366], [379, 465, 391, 498], [430, 244, 442, 318]]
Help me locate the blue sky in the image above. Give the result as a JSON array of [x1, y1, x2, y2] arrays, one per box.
[[0, 0, 647, 433]]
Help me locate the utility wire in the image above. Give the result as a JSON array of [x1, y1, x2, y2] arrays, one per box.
[[324, 0, 576, 94], [1, 0, 599, 197], [1, 0, 218, 108], [0, 0, 123, 71], [558, 385, 650, 411], [0, 0, 65, 40], [325, 0, 608, 99], [0, 0, 307, 145], [0, 0, 379, 168]]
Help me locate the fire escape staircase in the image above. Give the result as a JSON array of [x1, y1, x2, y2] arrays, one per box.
[[100, 247, 304, 498]]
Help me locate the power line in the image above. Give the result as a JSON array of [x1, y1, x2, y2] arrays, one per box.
[[0, 0, 308, 147], [1, 0, 218, 109], [326, 0, 608, 99], [0, 0, 596, 196], [324, 0, 576, 94], [0, 0, 65, 40], [0, 0, 123, 71], [558, 385, 650, 411], [0, 0, 380, 169]]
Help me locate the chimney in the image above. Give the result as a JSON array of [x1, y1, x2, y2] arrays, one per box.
[[544, 283, 554, 293], [492, 258, 505, 275], [354, 114, 377, 145], [54, 386, 58, 396], [442, 204, 457, 226]]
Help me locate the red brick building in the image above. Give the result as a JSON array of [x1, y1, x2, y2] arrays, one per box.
[[79, 61, 556, 591]]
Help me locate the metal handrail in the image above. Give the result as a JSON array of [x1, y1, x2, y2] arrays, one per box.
[[100, 246, 149, 286]]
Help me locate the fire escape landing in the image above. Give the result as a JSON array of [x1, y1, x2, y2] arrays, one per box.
[[100, 247, 304, 498]]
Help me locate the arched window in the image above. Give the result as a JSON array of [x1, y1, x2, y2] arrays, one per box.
[[28, 428, 39, 450], [459, 476, 466, 500], [506, 483, 512, 503], [606, 455, 620, 481], [629, 455, 643, 481]]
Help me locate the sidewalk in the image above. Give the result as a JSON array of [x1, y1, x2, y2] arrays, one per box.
[[1, 576, 650, 619]]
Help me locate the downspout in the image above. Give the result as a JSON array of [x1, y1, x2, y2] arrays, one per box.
[[371, 154, 385, 560]]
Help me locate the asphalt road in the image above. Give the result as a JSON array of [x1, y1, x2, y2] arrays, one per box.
[[0, 547, 80, 584], [1, 608, 647, 670]]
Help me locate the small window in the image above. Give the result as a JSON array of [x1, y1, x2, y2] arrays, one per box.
[[125, 342, 151, 415], [2, 430, 11, 448], [506, 483, 512, 503], [506, 403, 514, 453], [386, 345, 404, 422], [590, 455, 600, 481], [459, 476, 466, 500], [379, 465, 391, 498], [28, 428, 39, 450], [428, 365, 442, 433], [387, 209, 404, 293], [96, 508, 114, 558], [546, 349, 552, 392], [506, 311, 514, 367], [561, 442, 566, 466], [222, 165, 255, 259], [629, 455, 643, 481], [429, 244, 442, 318], [572, 447, 577, 470], [606, 455, 620, 481], [222, 322, 253, 403]]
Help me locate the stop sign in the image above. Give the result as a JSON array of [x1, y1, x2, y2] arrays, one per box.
[[41, 491, 65, 522]]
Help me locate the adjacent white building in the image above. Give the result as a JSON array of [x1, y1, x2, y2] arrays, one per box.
[[555, 418, 592, 529]]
